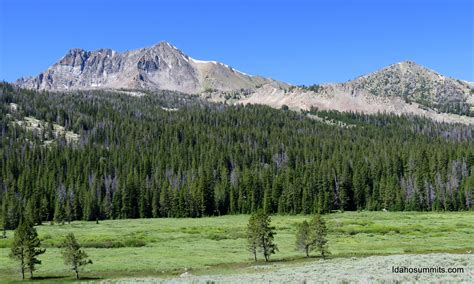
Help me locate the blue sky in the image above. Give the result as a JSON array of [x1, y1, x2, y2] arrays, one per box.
[[0, 0, 472, 85]]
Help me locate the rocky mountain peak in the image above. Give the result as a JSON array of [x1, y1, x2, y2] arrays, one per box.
[[16, 41, 276, 93]]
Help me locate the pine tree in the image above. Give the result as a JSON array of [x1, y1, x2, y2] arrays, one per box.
[[247, 212, 259, 261], [9, 218, 46, 279], [311, 214, 330, 259], [159, 183, 171, 217], [2, 185, 20, 230], [54, 184, 67, 224], [247, 210, 278, 262], [151, 188, 160, 218], [295, 220, 311, 257], [258, 211, 278, 262], [61, 232, 93, 279], [54, 197, 65, 224]]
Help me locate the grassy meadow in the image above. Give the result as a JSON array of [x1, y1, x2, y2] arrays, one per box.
[[0, 211, 473, 282]]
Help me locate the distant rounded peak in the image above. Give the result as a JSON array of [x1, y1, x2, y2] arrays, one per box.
[[374, 60, 428, 74], [394, 61, 443, 76], [350, 60, 429, 82]]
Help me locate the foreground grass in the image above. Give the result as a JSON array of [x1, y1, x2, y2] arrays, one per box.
[[0, 211, 473, 282]]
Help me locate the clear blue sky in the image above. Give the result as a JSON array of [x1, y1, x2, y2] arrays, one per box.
[[0, 0, 472, 85]]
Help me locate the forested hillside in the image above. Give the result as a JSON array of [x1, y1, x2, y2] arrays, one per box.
[[1, 83, 473, 229]]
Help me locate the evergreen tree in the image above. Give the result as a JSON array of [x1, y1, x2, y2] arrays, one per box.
[[295, 220, 311, 257], [9, 218, 46, 279], [311, 214, 330, 259], [247, 212, 259, 261], [247, 210, 278, 262], [61, 232, 93, 279]]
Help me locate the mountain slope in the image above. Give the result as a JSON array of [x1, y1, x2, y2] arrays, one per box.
[[240, 61, 474, 123], [16, 42, 280, 94]]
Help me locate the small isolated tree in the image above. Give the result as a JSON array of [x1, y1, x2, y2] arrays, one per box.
[[61, 232, 93, 279], [247, 210, 278, 262], [9, 218, 46, 279], [295, 220, 311, 257], [247, 213, 259, 261], [259, 211, 278, 262], [311, 214, 330, 259]]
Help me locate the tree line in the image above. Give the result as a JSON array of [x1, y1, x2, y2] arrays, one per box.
[[0, 83, 473, 230]]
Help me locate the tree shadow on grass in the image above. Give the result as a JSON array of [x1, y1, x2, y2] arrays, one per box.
[[30, 275, 67, 281], [77, 276, 103, 280], [30, 275, 102, 282]]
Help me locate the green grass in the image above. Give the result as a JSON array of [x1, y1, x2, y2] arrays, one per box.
[[0, 211, 473, 282]]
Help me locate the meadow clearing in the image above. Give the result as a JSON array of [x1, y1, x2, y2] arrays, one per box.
[[0, 211, 473, 282]]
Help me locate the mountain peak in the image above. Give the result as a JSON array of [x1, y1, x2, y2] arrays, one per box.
[[151, 41, 180, 51], [375, 61, 425, 73], [396, 60, 418, 66], [15, 41, 274, 94], [334, 60, 473, 112], [353, 61, 441, 82]]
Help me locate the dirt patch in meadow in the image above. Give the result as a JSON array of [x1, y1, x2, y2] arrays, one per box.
[[108, 253, 473, 283]]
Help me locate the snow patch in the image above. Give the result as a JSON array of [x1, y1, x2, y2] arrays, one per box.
[[165, 42, 180, 51], [190, 57, 251, 76], [190, 57, 218, 65], [233, 68, 250, 76]]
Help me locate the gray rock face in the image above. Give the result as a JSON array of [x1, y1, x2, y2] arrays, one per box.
[[16, 42, 275, 94]]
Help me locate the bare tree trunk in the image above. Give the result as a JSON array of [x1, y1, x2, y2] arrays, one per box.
[[20, 256, 25, 280], [306, 246, 309, 258]]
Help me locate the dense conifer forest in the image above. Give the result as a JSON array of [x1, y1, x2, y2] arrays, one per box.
[[1, 83, 473, 229]]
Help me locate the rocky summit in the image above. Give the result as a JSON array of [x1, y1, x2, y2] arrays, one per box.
[[16, 41, 277, 94]]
